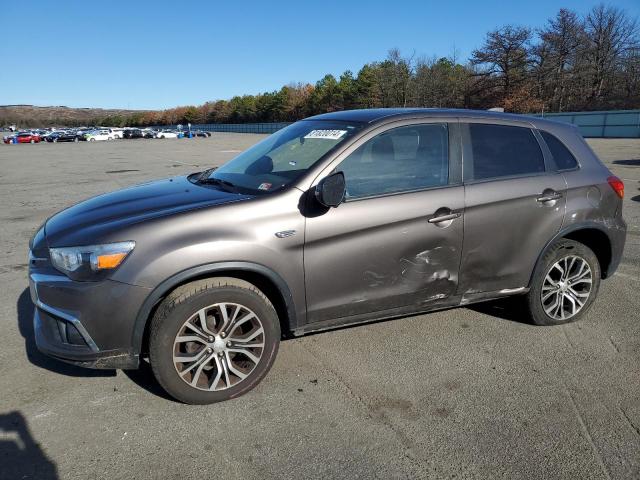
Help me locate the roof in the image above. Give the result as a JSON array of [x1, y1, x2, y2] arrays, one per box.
[[306, 108, 568, 131]]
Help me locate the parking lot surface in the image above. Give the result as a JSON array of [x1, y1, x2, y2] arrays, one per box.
[[0, 135, 639, 479]]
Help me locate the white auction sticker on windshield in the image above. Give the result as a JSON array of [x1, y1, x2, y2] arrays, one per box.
[[304, 129, 347, 140]]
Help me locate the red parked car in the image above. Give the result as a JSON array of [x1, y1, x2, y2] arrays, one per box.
[[3, 133, 42, 144]]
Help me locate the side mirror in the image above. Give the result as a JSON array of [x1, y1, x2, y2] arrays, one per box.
[[315, 171, 346, 208]]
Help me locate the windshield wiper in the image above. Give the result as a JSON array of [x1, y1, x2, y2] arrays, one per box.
[[196, 166, 217, 181], [197, 176, 238, 192]]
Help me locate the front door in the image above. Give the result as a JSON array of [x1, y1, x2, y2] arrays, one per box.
[[304, 121, 464, 324]]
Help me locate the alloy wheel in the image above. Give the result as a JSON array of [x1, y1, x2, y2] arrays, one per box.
[[172, 302, 265, 391], [541, 255, 593, 320]]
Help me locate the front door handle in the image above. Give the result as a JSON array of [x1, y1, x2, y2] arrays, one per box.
[[536, 190, 563, 203], [428, 211, 461, 224]]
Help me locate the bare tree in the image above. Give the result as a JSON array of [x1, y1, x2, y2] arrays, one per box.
[[583, 4, 639, 102], [471, 25, 532, 101], [538, 9, 583, 111]]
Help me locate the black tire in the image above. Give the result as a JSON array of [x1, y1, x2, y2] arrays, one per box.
[[525, 239, 601, 326], [149, 277, 280, 404]]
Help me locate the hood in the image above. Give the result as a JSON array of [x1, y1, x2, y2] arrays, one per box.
[[45, 175, 252, 247]]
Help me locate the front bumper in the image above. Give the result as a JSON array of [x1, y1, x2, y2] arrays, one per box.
[[29, 255, 150, 369]]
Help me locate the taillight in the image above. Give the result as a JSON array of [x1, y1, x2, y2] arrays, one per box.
[[607, 176, 624, 199]]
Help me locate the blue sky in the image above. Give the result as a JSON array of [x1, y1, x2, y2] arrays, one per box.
[[2, 0, 638, 110]]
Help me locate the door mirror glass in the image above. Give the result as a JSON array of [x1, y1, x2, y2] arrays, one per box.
[[315, 171, 346, 208]]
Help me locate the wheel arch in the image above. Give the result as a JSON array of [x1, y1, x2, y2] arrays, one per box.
[[132, 262, 299, 356], [529, 223, 614, 287]]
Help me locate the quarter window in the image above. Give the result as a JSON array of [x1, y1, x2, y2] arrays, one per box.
[[540, 131, 578, 170], [338, 124, 449, 199], [468, 124, 545, 180]]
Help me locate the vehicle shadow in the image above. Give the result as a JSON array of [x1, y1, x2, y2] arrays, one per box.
[[16, 288, 115, 378], [631, 195, 640, 203], [612, 159, 640, 166], [467, 296, 534, 324], [0, 411, 58, 480], [122, 362, 178, 402]]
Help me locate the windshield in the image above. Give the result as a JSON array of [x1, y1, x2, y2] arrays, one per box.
[[202, 120, 363, 194]]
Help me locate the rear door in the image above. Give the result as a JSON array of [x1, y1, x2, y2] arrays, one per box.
[[304, 120, 464, 324], [458, 120, 566, 294]]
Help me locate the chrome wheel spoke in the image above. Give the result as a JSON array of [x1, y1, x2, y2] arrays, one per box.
[[227, 312, 256, 336], [220, 355, 231, 387], [225, 352, 249, 380], [228, 347, 260, 364], [229, 326, 264, 344], [209, 356, 224, 391], [197, 308, 215, 335], [179, 350, 212, 376], [563, 292, 577, 316]]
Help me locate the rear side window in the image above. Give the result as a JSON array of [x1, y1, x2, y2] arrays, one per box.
[[468, 124, 545, 180], [540, 131, 578, 170]]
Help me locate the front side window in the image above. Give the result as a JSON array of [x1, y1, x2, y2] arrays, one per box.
[[337, 123, 449, 200], [540, 130, 578, 170], [468, 123, 545, 180], [204, 120, 363, 194]]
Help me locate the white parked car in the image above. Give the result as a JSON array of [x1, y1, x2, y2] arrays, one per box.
[[155, 129, 178, 139], [109, 128, 124, 139], [85, 129, 115, 141]]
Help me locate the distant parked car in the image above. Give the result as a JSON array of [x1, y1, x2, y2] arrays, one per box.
[[46, 132, 80, 143], [76, 128, 95, 140], [181, 130, 210, 138], [85, 129, 115, 141], [7, 132, 41, 144], [123, 129, 144, 139], [109, 128, 124, 139], [155, 129, 178, 139]]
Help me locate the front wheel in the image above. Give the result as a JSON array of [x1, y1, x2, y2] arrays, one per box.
[[149, 278, 280, 404], [525, 239, 601, 326]]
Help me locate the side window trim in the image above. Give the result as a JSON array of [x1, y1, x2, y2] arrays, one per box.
[[460, 122, 549, 184], [531, 128, 557, 172], [310, 119, 462, 201]]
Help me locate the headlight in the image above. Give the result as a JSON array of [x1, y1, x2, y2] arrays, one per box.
[[49, 241, 135, 281]]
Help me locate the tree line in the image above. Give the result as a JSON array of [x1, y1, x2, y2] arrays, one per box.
[[5, 3, 638, 128]]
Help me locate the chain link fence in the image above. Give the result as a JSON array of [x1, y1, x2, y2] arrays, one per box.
[[158, 110, 640, 138]]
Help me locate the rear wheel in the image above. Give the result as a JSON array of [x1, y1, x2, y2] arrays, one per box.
[[149, 278, 280, 404], [30, 139, 34, 144], [525, 239, 600, 325]]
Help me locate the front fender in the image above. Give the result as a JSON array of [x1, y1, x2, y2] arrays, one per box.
[[130, 261, 300, 354]]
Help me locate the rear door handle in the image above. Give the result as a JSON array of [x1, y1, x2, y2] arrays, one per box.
[[536, 191, 563, 203], [428, 211, 461, 223]]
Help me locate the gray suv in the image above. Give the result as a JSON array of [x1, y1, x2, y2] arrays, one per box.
[[28, 109, 626, 404]]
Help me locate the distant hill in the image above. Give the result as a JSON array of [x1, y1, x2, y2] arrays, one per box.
[[0, 105, 150, 128]]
